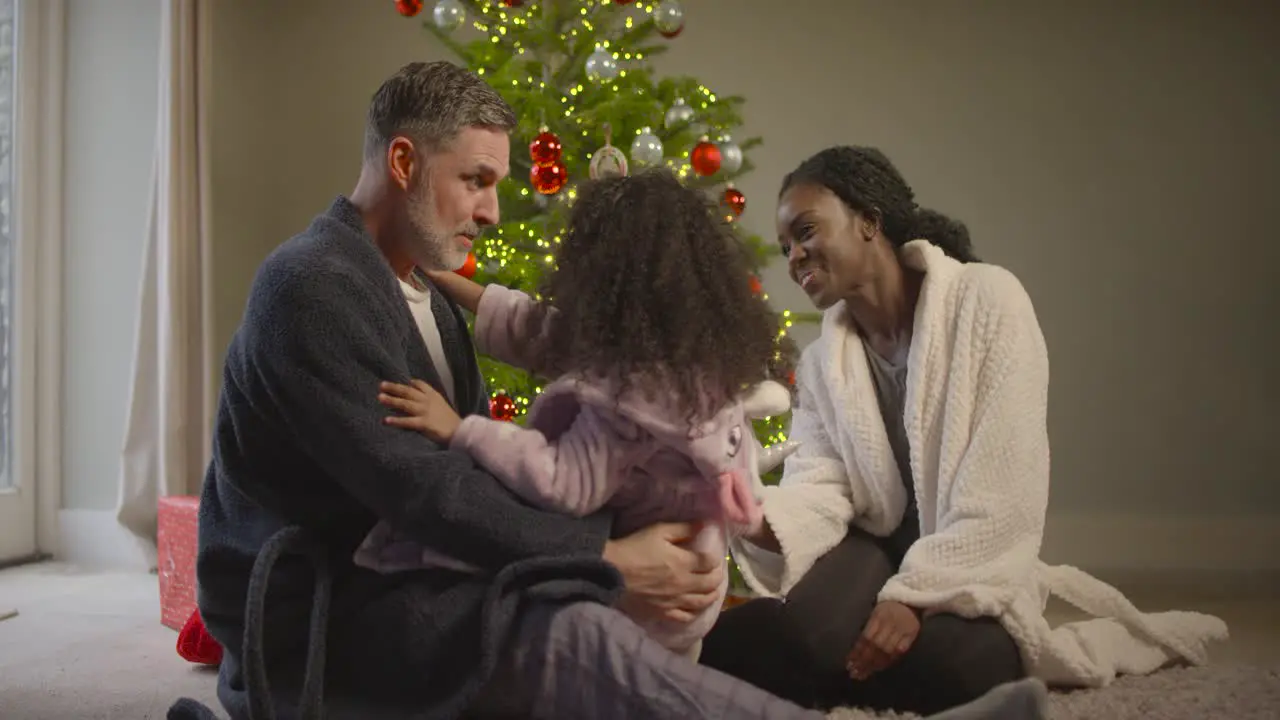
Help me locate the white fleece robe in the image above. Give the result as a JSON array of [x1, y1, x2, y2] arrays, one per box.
[[730, 240, 1228, 688]]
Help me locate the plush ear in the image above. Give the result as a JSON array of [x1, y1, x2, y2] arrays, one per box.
[[742, 379, 792, 420]]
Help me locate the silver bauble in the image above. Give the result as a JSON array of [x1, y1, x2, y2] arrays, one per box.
[[584, 48, 619, 83], [630, 127, 664, 167], [654, 0, 685, 36], [717, 134, 743, 174], [432, 0, 466, 31], [664, 98, 694, 128]]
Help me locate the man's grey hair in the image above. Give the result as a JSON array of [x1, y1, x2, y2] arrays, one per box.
[[362, 61, 517, 163]]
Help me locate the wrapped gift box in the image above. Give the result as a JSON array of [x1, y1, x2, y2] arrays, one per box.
[[157, 495, 201, 630]]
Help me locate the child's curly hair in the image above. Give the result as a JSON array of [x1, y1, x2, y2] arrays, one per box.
[[535, 168, 779, 420]]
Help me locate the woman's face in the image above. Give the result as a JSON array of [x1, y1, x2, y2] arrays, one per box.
[[776, 182, 879, 310]]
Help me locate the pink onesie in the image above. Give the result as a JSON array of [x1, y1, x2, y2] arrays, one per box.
[[355, 284, 768, 658]]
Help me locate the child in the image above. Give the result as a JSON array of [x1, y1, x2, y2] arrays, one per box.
[[354, 168, 796, 660]]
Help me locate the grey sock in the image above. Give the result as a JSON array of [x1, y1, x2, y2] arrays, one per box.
[[925, 677, 1049, 720]]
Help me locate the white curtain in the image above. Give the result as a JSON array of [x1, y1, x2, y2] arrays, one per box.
[[116, 0, 213, 562]]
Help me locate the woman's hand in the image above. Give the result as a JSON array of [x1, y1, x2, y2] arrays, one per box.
[[603, 522, 724, 624], [378, 380, 461, 443], [740, 518, 781, 552], [846, 600, 921, 681]]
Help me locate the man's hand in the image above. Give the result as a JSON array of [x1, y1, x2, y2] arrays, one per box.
[[378, 380, 462, 443], [846, 600, 921, 681], [603, 522, 724, 624]]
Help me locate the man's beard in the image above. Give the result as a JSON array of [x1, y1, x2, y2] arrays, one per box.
[[407, 193, 468, 272]]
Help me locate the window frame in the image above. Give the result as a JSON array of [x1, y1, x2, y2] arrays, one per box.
[[9, 0, 66, 557]]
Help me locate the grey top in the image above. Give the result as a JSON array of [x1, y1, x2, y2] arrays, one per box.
[[863, 340, 921, 559]]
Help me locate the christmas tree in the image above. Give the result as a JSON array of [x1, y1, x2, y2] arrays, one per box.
[[396, 0, 819, 483]]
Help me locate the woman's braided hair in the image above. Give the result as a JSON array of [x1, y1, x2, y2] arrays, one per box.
[[780, 146, 979, 263]]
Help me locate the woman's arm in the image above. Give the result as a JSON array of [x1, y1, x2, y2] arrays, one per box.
[[730, 354, 862, 596], [878, 268, 1051, 617]]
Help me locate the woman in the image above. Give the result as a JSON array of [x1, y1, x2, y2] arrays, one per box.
[[700, 146, 1228, 715]]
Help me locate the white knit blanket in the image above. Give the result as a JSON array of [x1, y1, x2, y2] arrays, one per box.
[[730, 241, 1228, 688]]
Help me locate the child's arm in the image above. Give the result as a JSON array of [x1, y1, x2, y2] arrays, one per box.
[[380, 378, 631, 515], [449, 405, 633, 517], [424, 270, 550, 374], [470, 283, 557, 377], [424, 269, 485, 314]]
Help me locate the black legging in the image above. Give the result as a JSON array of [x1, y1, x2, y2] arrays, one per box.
[[700, 526, 1025, 715]]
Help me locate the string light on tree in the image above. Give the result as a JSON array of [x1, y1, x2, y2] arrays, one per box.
[[395, 0, 423, 18]]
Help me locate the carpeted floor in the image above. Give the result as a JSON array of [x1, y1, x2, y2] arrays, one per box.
[[826, 665, 1280, 719], [1, 562, 1277, 719]]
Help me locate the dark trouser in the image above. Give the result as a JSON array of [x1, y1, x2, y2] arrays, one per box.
[[700, 526, 1026, 715]]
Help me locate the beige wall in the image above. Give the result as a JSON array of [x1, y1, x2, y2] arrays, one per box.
[[65, 0, 1271, 570]]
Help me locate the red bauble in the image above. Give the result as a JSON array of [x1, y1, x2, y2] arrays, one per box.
[[455, 252, 477, 279], [502, 0, 525, 6], [395, 0, 424, 17], [529, 130, 562, 166], [723, 186, 746, 217], [786, 370, 796, 387], [531, 161, 568, 195], [614, 0, 635, 3], [490, 393, 518, 422], [749, 275, 763, 295], [690, 140, 722, 177]]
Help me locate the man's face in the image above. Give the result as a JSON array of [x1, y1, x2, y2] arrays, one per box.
[[405, 126, 510, 272]]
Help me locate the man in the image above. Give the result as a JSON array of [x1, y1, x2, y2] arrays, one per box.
[[191, 60, 818, 720], [190, 61, 1046, 720]]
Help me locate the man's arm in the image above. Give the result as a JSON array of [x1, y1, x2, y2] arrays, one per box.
[[247, 262, 608, 569]]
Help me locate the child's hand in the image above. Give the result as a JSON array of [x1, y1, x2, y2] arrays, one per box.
[[378, 380, 461, 443], [846, 600, 921, 681], [718, 471, 763, 536]]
